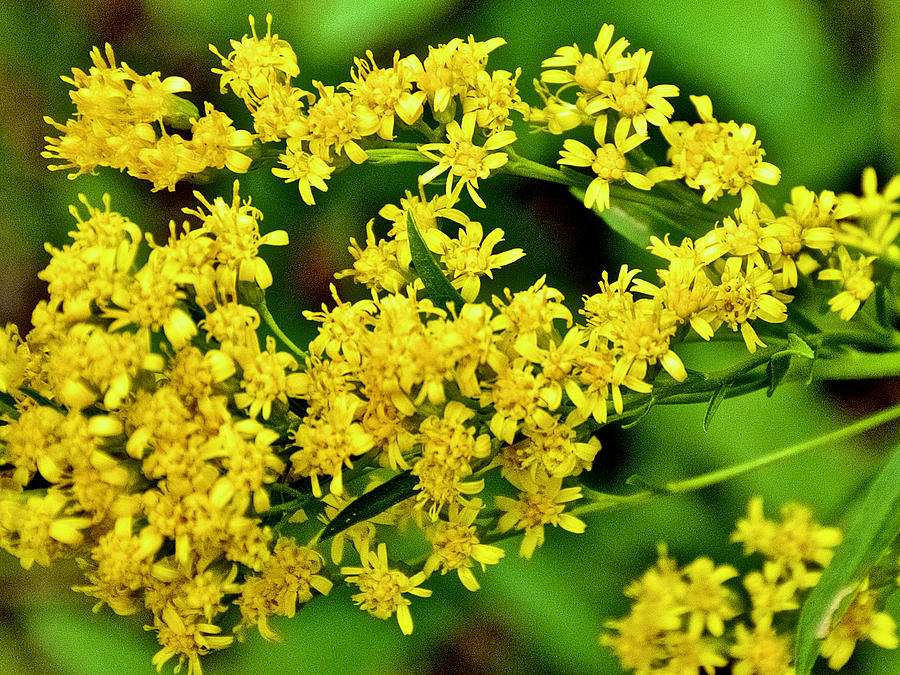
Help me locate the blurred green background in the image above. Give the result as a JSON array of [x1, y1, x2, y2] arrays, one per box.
[[1, 0, 899, 673]]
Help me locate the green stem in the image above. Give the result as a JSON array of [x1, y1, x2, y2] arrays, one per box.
[[607, 328, 900, 423], [364, 148, 432, 166], [808, 329, 900, 352], [502, 151, 577, 186], [256, 296, 307, 360], [260, 498, 307, 517], [810, 352, 900, 380], [575, 401, 900, 517], [270, 482, 308, 500]]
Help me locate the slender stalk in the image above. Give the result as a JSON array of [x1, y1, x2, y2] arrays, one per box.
[[575, 402, 900, 517], [364, 148, 432, 166], [256, 296, 307, 360], [810, 352, 900, 381]]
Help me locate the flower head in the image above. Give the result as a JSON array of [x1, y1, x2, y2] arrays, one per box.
[[341, 541, 432, 634], [557, 113, 652, 212], [418, 112, 516, 208]]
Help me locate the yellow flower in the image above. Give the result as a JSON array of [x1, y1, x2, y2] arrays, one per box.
[[680, 557, 739, 637], [492, 275, 572, 335], [233, 336, 298, 420], [301, 81, 369, 164], [411, 401, 490, 514], [234, 538, 332, 641], [540, 24, 632, 96], [289, 393, 375, 496], [818, 246, 877, 320], [461, 67, 527, 134], [413, 36, 506, 116], [72, 516, 163, 615], [743, 561, 799, 628], [378, 191, 470, 270], [345, 50, 426, 139], [483, 357, 547, 444], [729, 623, 795, 675], [586, 48, 679, 138], [848, 166, 900, 222], [418, 112, 516, 208], [0, 490, 92, 569], [272, 137, 334, 205], [495, 471, 585, 558], [651, 94, 781, 203], [557, 112, 652, 212], [209, 13, 299, 101], [820, 578, 899, 669], [429, 220, 525, 302], [148, 603, 233, 675], [520, 408, 601, 478], [767, 186, 843, 287], [694, 191, 781, 267], [184, 181, 289, 291], [514, 325, 584, 411], [341, 541, 432, 635], [335, 219, 408, 293], [188, 103, 254, 174], [423, 499, 504, 591], [702, 257, 788, 353], [731, 497, 841, 586]]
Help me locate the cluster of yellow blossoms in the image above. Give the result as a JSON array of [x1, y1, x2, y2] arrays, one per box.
[[606, 499, 899, 674], [2, 14, 896, 674]]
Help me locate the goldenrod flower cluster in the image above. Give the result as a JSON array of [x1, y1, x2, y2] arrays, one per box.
[[43, 46, 254, 191], [605, 498, 899, 674], [3, 14, 899, 674]]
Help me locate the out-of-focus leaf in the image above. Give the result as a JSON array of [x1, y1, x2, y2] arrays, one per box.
[[795, 441, 900, 673]]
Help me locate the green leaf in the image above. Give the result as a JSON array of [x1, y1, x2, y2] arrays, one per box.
[[406, 211, 465, 310], [704, 382, 729, 430], [767, 333, 815, 396], [621, 396, 656, 429], [785, 333, 816, 359], [320, 471, 418, 541], [794, 440, 900, 674]]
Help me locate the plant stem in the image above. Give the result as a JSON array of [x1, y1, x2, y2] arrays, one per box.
[[810, 352, 900, 380], [364, 148, 432, 166], [575, 401, 900, 517], [256, 296, 307, 360]]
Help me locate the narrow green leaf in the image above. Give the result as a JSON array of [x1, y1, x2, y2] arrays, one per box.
[[320, 471, 418, 541], [704, 382, 729, 430], [406, 211, 465, 310], [794, 440, 900, 673], [767, 334, 815, 396], [621, 396, 656, 429]]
